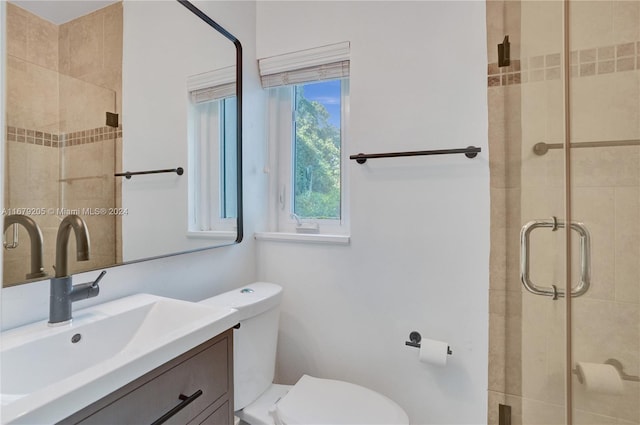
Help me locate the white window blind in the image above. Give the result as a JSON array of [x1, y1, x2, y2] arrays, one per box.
[[187, 66, 236, 103], [258, 41, 350, 88], [190, 83, 235, 104], [260, 61, 349, 89]]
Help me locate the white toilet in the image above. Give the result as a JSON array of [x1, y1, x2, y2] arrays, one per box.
[[200, 282, 410, 425]]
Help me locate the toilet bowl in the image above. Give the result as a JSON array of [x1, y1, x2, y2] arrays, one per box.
[[200, 282, 409, 425]]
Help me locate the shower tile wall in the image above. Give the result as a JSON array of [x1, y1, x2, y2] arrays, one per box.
[[487, 1, 640, 424], [3, 2, 122, 285]]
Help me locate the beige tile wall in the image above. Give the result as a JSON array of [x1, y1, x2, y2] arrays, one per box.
[[4, 3, 61, 285], [4, 2, 122, 286], [6, 3, 60, 133], [59, 2, 123, 115]]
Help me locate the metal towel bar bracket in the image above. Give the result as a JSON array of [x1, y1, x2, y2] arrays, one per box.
[[520, 218, 591, 299]]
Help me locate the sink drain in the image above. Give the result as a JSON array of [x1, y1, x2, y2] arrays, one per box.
[[71, 333, 82, 343]]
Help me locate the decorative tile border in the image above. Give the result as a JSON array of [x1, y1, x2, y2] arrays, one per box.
[[488, 40, 640, 87], [5, 125, 123, 147]]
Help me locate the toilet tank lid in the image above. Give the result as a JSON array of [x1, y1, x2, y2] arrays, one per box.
[[199, 282, 283, 321]]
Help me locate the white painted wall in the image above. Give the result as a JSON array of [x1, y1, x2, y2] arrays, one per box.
[[1, 0, 265, 330], [255, 2, 489, 424]]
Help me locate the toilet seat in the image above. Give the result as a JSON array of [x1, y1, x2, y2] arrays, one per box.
[[273, 375, 409, 425]]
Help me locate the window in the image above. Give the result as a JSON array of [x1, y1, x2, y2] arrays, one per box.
[[258, 42, 350, 238], [188, 92, 237, 234], [268, 78, 349, 235]]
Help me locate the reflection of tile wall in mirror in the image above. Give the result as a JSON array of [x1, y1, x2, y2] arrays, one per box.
[[4, 2, 122, 286]]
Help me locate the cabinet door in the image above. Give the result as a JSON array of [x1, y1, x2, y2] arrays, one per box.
[[74, 335, 230, 425]]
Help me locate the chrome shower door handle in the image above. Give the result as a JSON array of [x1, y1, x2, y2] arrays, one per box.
[[520, 219, 591, 299]]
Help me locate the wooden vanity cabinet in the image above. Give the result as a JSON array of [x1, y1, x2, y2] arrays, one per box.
[[59, 328, 234, 425]]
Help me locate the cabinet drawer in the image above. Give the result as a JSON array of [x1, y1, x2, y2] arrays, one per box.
[[195, 401, 230, 425], [76, 336, 229, 425]]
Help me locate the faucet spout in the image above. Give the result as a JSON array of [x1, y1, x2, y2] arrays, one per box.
[[3, 214, 46, 279], [49, 215, 99, 326], [55, 215, 90, 278]]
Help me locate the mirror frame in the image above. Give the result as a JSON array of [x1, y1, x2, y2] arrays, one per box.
[[178, 0, 243, 245]]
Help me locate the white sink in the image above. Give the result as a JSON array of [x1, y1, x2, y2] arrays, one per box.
[[0, 293, 239, 424]]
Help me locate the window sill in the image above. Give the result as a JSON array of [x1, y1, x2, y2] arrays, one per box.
[[186, 231, 236, 240], [254, 232, 350, 245]]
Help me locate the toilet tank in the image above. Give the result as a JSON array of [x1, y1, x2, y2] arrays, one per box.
[[199, 282, 283, 411]]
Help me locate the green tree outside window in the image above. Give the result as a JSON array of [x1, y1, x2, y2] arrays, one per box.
[[293, 82, 342, 219]]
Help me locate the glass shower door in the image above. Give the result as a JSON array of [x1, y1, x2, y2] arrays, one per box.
[[487, 0, 569, 422]]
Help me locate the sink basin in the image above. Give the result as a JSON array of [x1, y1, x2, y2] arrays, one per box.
[[1, 293, 239, 424]]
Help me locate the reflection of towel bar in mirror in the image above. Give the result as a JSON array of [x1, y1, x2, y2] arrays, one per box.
[[533, 139, 640, 156], [115, 167, 184, 180], [59, 175, 108, 184], [350, 146, 481, 164]]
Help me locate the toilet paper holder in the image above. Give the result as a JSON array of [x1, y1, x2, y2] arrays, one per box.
[[573, 358, 640, 383], [405, 331, 453, 355]]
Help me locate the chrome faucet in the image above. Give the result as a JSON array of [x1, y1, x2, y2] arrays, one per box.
[[49, 215, 105, 325], [3, 215, 47, 279]]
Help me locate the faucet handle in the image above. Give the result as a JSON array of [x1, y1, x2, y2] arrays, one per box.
[[70, 270, 106, 302], [90, 270, 107, 288]]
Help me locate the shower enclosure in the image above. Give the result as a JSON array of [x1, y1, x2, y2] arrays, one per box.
[[487, 1, 640, 424]]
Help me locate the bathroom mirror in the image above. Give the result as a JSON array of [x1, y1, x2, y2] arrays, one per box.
[[3, 0, 242, 287]]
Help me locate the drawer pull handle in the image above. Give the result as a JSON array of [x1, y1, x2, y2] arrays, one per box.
[[150, 389, 203, 425]]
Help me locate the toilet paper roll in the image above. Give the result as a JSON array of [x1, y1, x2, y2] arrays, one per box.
[[576, 362, 624, 394], [419, 338, 449, 367]]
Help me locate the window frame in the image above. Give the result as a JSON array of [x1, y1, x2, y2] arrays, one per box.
[[268, 78, 350, 236], [187, 95, 237, 236]]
